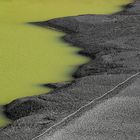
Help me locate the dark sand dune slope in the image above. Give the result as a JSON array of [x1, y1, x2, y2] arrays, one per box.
[[39, 76, 140, 140], [41, 97, 140, 140]]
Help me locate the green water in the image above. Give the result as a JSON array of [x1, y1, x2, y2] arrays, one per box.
[[0, 0, 133, 126]]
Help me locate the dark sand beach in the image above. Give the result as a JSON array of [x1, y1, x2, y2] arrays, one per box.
[[0, 0, 140, 139]]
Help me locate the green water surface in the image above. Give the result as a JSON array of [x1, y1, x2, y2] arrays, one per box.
[[0, 0, 133, 126]]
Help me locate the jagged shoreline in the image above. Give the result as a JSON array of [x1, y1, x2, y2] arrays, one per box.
[[1, 0, 140, 139]]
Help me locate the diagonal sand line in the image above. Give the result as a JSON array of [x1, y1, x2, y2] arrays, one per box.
[[32, 72, 140, 140]]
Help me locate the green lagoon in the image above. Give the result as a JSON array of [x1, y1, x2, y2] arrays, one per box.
[[0, 0, 133, 126]]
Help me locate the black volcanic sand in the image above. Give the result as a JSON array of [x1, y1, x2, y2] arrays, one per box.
[[1, 1, 140, 139]]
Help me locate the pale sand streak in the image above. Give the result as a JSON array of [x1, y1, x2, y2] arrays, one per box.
[[32, 72, 140, 140]]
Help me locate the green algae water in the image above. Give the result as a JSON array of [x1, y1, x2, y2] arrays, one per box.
[[0, 0, 133, 126]]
